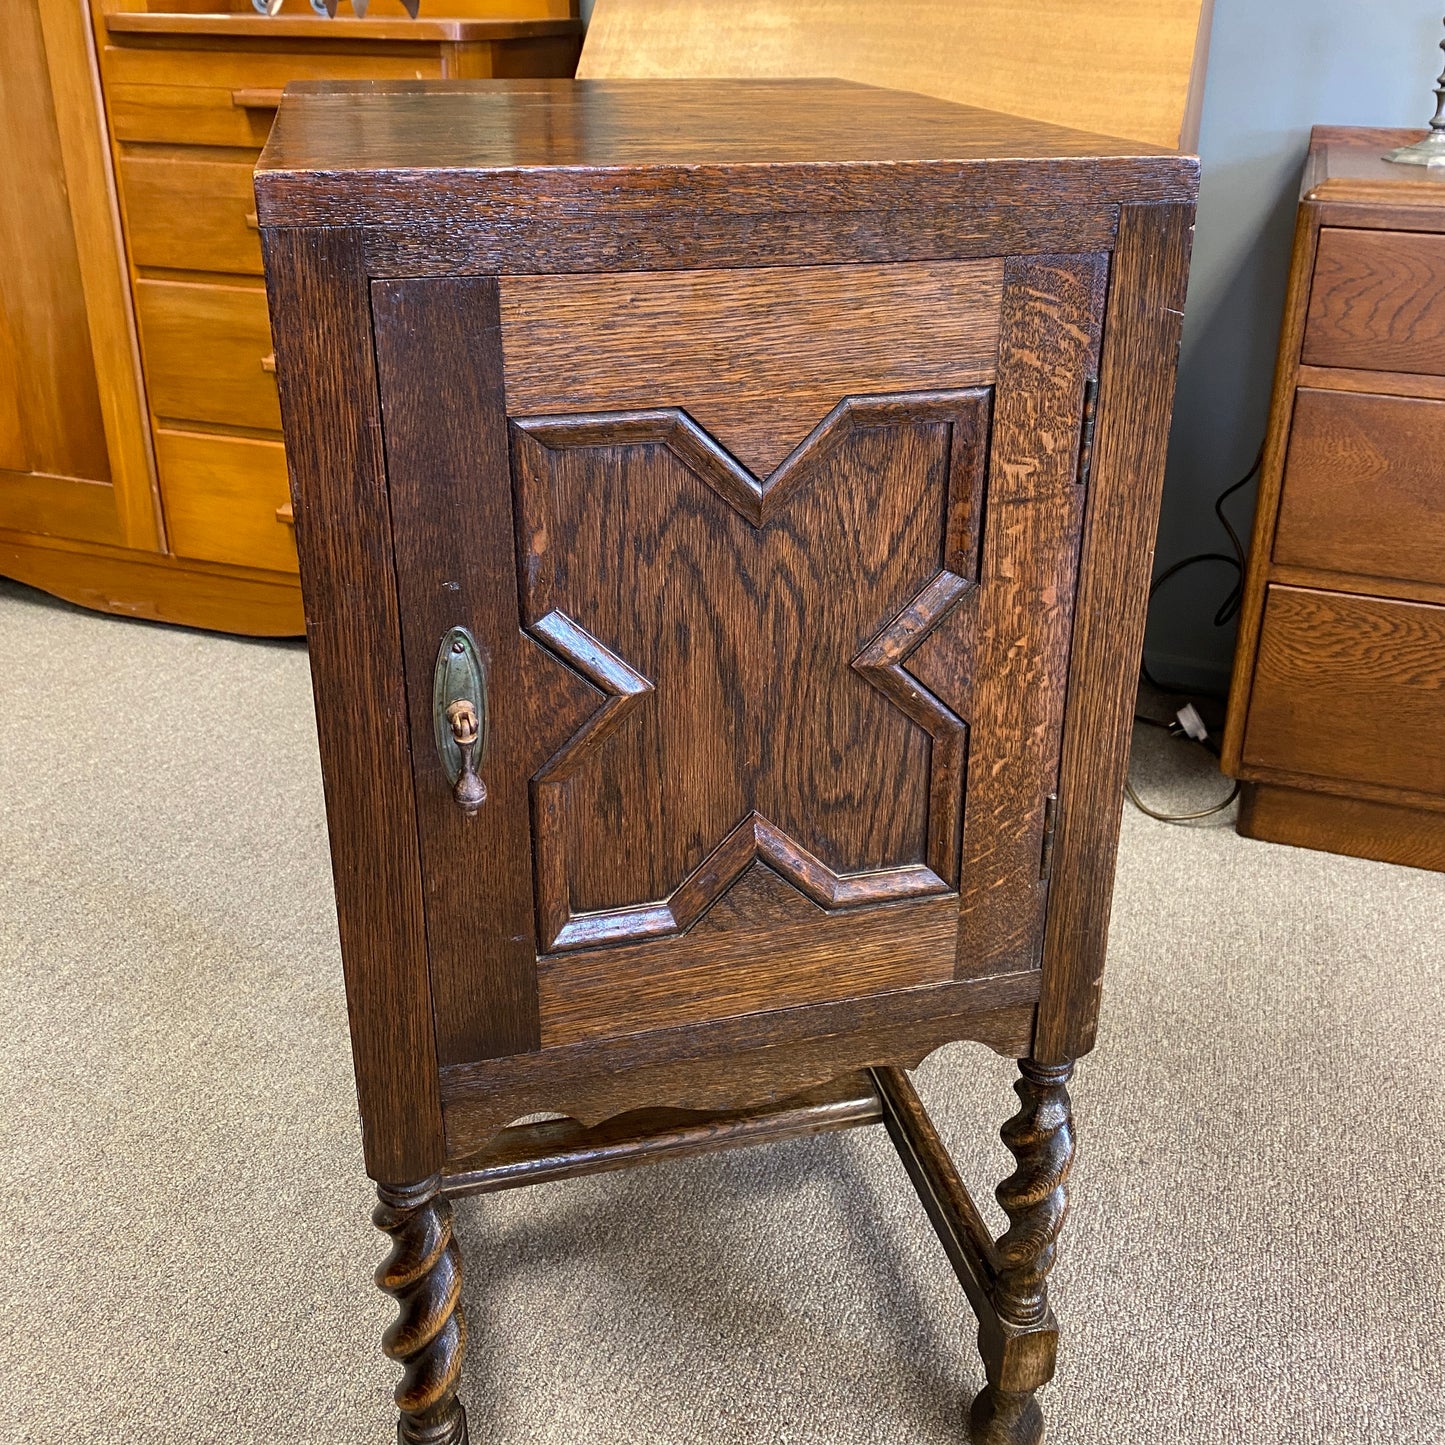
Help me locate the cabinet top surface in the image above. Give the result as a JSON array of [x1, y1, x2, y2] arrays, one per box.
[[1303, 125, 1445, 210], [254, 78, 1196, 222]]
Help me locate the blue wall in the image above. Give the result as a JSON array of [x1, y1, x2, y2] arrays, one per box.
[[1149, 1, 1442, 692]]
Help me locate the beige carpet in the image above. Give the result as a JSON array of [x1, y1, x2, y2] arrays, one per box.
[[1, 575, 1442, 1445]]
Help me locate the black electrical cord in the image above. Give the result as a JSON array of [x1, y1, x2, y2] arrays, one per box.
[[1139, 444, 1261, 692], [1126, 445, 1261, 823]]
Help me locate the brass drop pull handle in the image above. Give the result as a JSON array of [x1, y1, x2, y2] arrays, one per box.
[[446, 699, 486, 811], [433, 627, 488, 814]]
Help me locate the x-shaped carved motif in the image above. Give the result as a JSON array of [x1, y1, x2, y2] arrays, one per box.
[[513, 390, 990, 953]]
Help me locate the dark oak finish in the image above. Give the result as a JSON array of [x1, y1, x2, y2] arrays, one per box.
[[258, 79, 1195, 1443], [259, 226, 444, 1181], [499, 260, 1002, 475], [374, 1176, 470, 1445], [1223, 127, 1445, 871], [1034, 202, 1196, 1061], [443, 1072, 884, 1197]]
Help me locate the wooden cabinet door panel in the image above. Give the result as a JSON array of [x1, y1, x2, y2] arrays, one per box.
[[374, 259, 1103, 1068], [0, 0, 156, 548]]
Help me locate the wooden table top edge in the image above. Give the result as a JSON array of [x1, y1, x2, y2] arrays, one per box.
[[104, 11, 584, 41]]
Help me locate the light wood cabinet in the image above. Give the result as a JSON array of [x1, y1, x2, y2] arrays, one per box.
[[0, 0, 581, 634], [0, 0, 157, 557]]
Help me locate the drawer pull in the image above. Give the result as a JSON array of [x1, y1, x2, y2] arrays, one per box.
[[231, 88, 284, 111], [245, 211, 260, 231], [275, 501, 294, 525], [434, 627, 488, 813], [261, 352, 277, 374]]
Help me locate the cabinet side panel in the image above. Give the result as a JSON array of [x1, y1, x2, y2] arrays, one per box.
[[1035, 201, 1195, 1064], [261, 226, 444, 1180]]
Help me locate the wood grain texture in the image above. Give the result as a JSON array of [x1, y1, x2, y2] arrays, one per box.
[[0, 526, 302, 633], [0, 0, 159, 552], [1034, 203, 1194, 1063], [512, 392, 986, 954], [101, 40, 445, 92], [1220, 200, 1323, 775], [1224, 132, 1445, 866], [949, 254, 1107, 981], [1241, 586, 1445, 799], [134, 277, 279, 430], [107, 80, 277, 148], [1271, 563, 1445, 611], [362, 205, 1122, 278], [252, 79, 1199, 230], [1303, 227, 1445, 375], [1301, 126, 1445, 213], [440, 977, 1042, 1153], [371, 276, 568, 1064], [442, 1072, 882, 1197], [260, 226, 443, 1181], [538, 885, 959, 1049], [1237, 781, 1445, 873], [33, 0, 160, 550], [1295, 364, 1445, 402], [577, 0, 1210, 151], [499, 261, 1001, 475], [372, 1176, 470, 1445], [105, 10, 580, 41], [1274, 389, 1445, 588], [120, 149, 265, 276], [154, 426, 295, 572]]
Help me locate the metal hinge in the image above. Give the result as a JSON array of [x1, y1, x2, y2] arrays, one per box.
[[1039, 793, 1060, 882], [1075, 377, 1099, 487]]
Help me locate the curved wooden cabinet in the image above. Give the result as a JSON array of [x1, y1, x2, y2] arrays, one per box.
[[0, 0, 581, 635]]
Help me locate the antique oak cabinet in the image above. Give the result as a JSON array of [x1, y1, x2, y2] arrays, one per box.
[[256, 79, 1196, 1445]]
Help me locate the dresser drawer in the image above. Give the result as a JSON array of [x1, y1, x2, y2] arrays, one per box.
[[102, 44, 443, 108], [1243, 586, 1445, 797], [121, 151, 263, 276], [1303, 228, 1445, 375], [136, 278, 280, 431], [109, 82, 278, 149], [1275, 388, 1445, 586], [156, 428, 297, 573]]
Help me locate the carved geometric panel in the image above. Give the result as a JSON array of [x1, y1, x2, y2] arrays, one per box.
[[511, 389, 991, 953]]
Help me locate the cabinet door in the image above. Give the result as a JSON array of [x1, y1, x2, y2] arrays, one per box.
[[0, 0, 155, 548], [373, 258, 1105, 1069]]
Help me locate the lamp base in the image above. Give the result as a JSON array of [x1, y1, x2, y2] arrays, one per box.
[[1385, 131, 1445, 167]]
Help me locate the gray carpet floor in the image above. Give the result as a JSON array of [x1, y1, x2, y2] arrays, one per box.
[[1, 575, 1442, 1445]]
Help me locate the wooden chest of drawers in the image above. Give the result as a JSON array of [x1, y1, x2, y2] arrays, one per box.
[[0, 1, 579, 635], [258, 79, 1195, 1443], [1223, 127, 1445, 871]]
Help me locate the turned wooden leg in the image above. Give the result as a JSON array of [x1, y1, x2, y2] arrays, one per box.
[[969, 1058, 1075, 1445], [374, 1176, 470, 1445]]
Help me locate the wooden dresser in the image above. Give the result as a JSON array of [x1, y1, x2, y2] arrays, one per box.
[[1223, 127, 1445, 872], [258, 80, 1195, 1444], [0, 1, 580, 636]]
